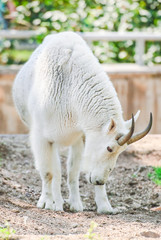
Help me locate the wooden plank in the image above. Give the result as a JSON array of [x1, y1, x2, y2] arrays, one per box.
[[0, 29, 40, 39], [0, 30, 161, 41]]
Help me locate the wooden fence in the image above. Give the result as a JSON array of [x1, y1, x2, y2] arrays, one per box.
[[0, 30, 161, 65], [0, 30, 161, 133], [0, 64, 161, 134]]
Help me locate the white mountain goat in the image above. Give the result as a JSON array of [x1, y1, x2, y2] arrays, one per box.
[[12, 32, 152, 214]]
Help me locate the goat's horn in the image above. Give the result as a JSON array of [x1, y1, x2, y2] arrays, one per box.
[[117, 114, 135, 146], [127, 113, 152, 145]]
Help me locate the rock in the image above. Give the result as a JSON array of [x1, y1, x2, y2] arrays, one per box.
[[150, 206, 161, 211], [72, 223, 78, 228], [12, 209, 20, 213], [124, 198, 133, 204], [141, 231, 160, 238], [130, 191, 135, 196], [132, 202, 141, 209], [128, 180, 138, 186]]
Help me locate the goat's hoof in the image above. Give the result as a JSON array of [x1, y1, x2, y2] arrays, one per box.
[[54, 203, 64, 212], [69, 201, 83, 212], [97, 207, 119, 215], [64, 199, 83, 212], [37, 199, 55, 210]]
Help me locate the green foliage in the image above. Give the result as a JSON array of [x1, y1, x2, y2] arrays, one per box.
[[0, 48, 33, 64], [40, 237, 49, 240], [148, 167, 161, 186], [84, 221, 102, 240], [0, 222, 16, 240], [0, 0, 161, 65], [10, 0, 161, 32]]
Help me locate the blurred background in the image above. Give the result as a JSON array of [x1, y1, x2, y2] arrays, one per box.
[[0, 0, 161, 134]]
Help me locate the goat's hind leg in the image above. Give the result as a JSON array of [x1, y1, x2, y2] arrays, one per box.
[[51, 144, 64, 211], [30, 130, 63, 211], [67, 137, 84, 212]]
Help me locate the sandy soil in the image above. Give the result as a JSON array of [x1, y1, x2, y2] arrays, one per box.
[[0, 134, 161, 240]]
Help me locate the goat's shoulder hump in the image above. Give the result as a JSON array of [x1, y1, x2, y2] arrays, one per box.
[[42, 32, 86, 49]]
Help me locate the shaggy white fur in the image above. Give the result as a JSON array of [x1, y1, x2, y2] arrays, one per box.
[[13, 32, 140, 213]]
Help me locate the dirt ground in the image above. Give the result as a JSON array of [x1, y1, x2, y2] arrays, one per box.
[[0, 134, 161, 240]]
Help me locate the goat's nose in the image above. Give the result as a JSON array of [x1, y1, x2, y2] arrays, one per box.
[[95, 180, 104, 185]]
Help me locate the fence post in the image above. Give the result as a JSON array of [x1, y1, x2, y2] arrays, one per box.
[[135, 39, 145, 65], [86, 39, 92, 49]]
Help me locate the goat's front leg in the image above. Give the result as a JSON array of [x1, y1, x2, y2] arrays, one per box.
[[67, 138, 84, 212], [95, 185, 116, 214], [30, 129, 63, 211]]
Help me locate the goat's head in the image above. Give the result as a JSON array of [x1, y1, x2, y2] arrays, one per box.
[[82, 111, 152, 185]]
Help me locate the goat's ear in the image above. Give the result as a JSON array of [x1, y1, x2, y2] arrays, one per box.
[[107, 119, 116, 133], [125, 110, 140, 129]]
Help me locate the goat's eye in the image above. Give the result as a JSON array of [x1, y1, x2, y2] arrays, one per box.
[[108, 119, 115, 132], [110, 122, 115, 130], [107, 146, 113, 152]]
